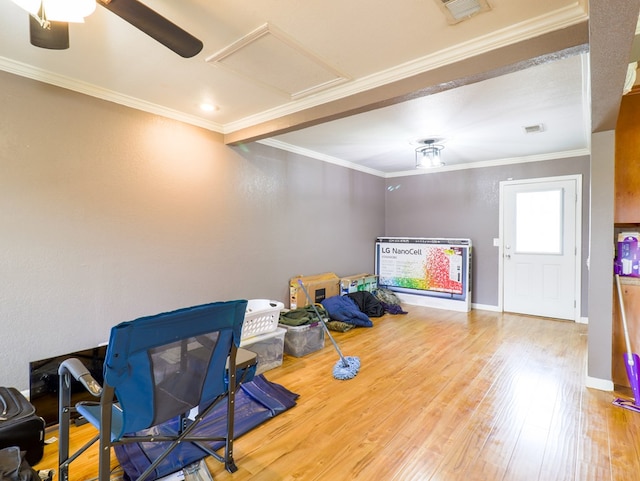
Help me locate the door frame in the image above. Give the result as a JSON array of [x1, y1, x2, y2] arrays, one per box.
[[498, 174, 583, 322]]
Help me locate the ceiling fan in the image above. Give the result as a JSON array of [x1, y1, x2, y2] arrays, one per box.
[[13, 0, 203, 58]]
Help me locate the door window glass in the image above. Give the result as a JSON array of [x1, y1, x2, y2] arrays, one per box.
[[515, 189, 563, 254]]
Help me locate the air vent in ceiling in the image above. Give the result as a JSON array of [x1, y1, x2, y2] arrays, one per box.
[[436, 0, 492, 24], [523, 124, 545, 134]]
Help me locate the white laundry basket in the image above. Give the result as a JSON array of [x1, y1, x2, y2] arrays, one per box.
[[241, 299, 284, 340]]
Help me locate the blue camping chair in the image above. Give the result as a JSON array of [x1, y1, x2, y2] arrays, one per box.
[[57, 300, 257, 481]]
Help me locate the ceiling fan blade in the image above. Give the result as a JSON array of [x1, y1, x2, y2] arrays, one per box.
[[29, 16, 70, 50], [98, 0, 203, 58]]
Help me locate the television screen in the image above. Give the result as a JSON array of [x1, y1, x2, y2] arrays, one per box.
[[29, 345, 108, 427], [375, 237, 471, 300]]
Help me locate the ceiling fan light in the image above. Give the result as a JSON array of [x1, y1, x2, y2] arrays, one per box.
[[29, 14, 69, 49], [41, 0, 96, 22]]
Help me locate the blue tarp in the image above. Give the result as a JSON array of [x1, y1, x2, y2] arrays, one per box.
[[114, 375, 298, 480]]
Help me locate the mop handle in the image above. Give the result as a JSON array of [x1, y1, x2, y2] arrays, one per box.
[[297, 279, 348, 365], [615, 274, 634, 359]]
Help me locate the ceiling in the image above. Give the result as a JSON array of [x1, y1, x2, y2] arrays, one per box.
[[268, 53, 589, 175], [0, 0, 626, 176]]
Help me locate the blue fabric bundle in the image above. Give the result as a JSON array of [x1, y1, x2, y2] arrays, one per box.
[[321, 295, 373, 327]]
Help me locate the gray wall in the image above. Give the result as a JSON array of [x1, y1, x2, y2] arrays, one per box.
[[0, 67, 599, 391], [384, 156, 591, 311], [0, 71, 385, 390], [588, 132, 615, 383]]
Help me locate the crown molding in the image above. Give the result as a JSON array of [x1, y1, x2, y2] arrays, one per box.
[[257, 138, 387, 177], [0, 55, 225, 133], [259, 139, 590, 178], [386, 148, 591, 178]]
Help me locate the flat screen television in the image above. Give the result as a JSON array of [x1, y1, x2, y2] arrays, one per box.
[[375, 237, 472, 312], [29, 345, 108, 427]]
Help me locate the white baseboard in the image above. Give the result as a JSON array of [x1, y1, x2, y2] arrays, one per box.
[[466, 305, 589, 323], [585, 376, 614, 391], [397, 293, 470, 312], [471, 303, 500, 312]]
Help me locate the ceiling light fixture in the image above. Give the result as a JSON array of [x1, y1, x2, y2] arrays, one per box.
[[11, 0, 96, 24], [415, 139, 445, 169]]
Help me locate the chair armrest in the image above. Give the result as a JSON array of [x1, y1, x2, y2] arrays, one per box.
[[235, 348, 258, 370], [225, 348, 258, 386], [58, 358, 103, 397]]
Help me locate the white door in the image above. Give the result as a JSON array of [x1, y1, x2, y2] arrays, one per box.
[[501, 177, 580, 320]]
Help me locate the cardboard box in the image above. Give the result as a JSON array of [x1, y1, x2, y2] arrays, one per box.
[[340, 273, 378, 295], [289, 273, 340, 309], [615, 232, 640, 277]]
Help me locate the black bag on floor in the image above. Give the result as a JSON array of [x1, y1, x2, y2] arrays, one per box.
[[346, 291, 385, 317], [0, 388, 45, 466], [0, 446, 39, 481]]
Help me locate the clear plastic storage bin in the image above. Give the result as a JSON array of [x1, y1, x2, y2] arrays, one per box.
[[278, 322, 325, 357], [239, 327, 286, 374]]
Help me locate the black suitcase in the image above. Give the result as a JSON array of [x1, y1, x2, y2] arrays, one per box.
[[0, 387, 45, 466]]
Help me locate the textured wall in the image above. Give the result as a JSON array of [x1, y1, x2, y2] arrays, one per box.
[[0, 71, 385, 390], [0, 67, 597, 391], [385, 156, 590, 310], [588, 132, 615, 384]]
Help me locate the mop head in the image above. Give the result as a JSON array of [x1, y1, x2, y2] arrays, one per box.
[[613, 397, 640, 413], [333, 356, 360, 380]]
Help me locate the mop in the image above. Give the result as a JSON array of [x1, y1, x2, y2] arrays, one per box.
[[613, 274, 640, 413], [297, 280, 360, 380]]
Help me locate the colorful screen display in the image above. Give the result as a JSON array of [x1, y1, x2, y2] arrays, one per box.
[[375, 237, 471, 300]]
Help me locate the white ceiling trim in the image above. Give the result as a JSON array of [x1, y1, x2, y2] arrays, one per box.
[[257, 138, 387, 177], [259, 139, 590, 178], [385, 148, 592, 178], [223, 3, 588, 134], [580, 52, 592, 150], [0, 55, 225, 132]]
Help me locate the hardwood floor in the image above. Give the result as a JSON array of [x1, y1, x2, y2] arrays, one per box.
[[34, 306, 640, 481]]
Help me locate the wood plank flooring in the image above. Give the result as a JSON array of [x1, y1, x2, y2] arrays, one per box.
[[34, 306, 640, 481]]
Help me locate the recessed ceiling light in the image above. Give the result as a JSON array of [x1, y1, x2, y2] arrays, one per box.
[[199, 103, 218, 112]]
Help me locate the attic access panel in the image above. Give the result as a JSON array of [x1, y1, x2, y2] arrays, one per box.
[[206, 24, 349, 99]]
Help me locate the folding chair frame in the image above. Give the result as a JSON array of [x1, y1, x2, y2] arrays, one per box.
[[57, 301, 256, 481]]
